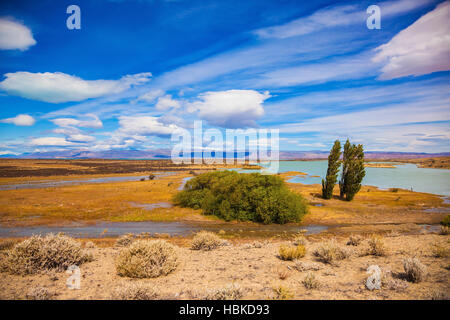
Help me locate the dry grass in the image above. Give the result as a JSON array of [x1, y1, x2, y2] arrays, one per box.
[[278, 244, 306, 261], [111, 282, 159, 300], [347, 234, 363, 246], [292, 260, 322, 272], [430, 243, 448, 258], [191, 231, 223, 251], [115, 234, 135, 247], [313, 239, 350, 264], [439, 226, 449, 235], [203, 283, 244, 300], [276, 267, 291, 280], [403, 258, 427, 283], [302, 272, 320, 289], [366, 235, 387, 256], [116, 240, 179, 278], [0, 239, 15, 251], [26, 286, 54, 300], [0, 233, 93, 275], [272, 285, 293, 300], [291, 233, 309, 246]]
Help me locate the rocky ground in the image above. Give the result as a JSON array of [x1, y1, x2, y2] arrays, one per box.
[[0, 233, 448, 300]]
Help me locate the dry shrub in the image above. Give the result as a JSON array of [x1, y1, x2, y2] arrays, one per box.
[[111, 282, 158, 300], [384, 278, 409, 291], [116, 240, 178, 278], [292, 233, 309, 246], [278, 244, 306, 261], [204, 283, 244, 300], [439, 226, 449, 235], [272, 285, 293, 300], [191, 231, 223, 251], [293, 260, 322, 272], [115, 234, 135, 247], [431, 243, 448, 258], [243, 241, 264, 249], [26, 286, 54, 300], [0, 239, 15, 251], [0, 233, 93, 275], [403, 258, 427, 283], [347, 234, 363, 246], [276, 267, 291, 280], [429, 290, 449, 300], [302, 272, 320, 289], [366, 235, 387, 256], [313, 240, 350, 264], [85, 241, 96, 248]]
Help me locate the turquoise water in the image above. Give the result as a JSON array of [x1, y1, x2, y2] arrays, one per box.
[[253, 161, 450, 197]]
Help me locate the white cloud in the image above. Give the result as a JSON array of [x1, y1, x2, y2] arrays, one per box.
[[0, 114, 35, 126], [118, 116, 182, 137], [135, 89, 164, 103], [0, 17, 36, 51], [30, 137, 76, 146], [155, 94, 181, 110], [51, 114, 103, 128], [0, 72, 152, 103], [189, 90, 270, 128], [254, 0, 432, 39], [66, 134, 95, 143], [373, 1, 450, 79]]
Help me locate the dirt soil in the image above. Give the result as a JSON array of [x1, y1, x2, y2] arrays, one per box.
[[0, 234, 448, 300]]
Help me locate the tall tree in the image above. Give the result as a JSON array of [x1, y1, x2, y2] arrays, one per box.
[[339, 140, 365, 201], [322, 140, 341, 199]]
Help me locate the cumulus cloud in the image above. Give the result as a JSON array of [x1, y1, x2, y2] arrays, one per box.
[[30, 137, 76, 146], [118, 116, 182, 137], [0, 17, 36, 51], [0, 72, 152, 103], [373, 1, 450, 79], [51, 114, 103, 128], [155, 94, 181, 110], [189, 90, 270, 128], [0, 114, 35, 126]]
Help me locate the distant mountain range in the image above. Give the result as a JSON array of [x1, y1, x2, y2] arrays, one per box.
[[1, 149, 449, 160]]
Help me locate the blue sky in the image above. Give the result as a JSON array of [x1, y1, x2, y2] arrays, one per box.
[[0, 0, 449, 155]]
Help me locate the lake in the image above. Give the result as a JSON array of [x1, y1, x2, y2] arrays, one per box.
[[253, 161, 450, 197]]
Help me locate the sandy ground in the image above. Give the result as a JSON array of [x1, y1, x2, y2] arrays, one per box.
[[0, 233, 448, 300]]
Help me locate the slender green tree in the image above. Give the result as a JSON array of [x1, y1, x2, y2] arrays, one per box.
[[345, 143, 365, 201], [339, 139, 365, 201], [322, 140, 341, 199]]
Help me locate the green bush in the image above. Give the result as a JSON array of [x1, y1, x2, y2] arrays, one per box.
[[173, 171, 307, 224]]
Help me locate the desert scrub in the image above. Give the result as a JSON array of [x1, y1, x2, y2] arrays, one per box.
[[115, 233, 135, 247], [112, 282, 158, 300], [116, 240, 178, 278], [366, 235, 387, 256], [0, 233, 93, 275], [293, 261, 322, 272], [440, 226, 449, 235], [302, 272, 320, 289], [403, 258, 427, 283], [313, 240, 350, 264], [174, 170, 308, 224], [272, 285, 293, 300], [191, 231, 223, 251], [278, 244, 306, 261], [292, 233, 308, 246], [431, 243, 448, 258], [0, 239, 15, 251], [347, 234, 363, 246], [204, 283, 244, 300], [26, 287, 54, 300]]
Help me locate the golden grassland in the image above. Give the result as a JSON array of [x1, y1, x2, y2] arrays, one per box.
[[0, 167, 447, 230], [369, 157, 450, 169]]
